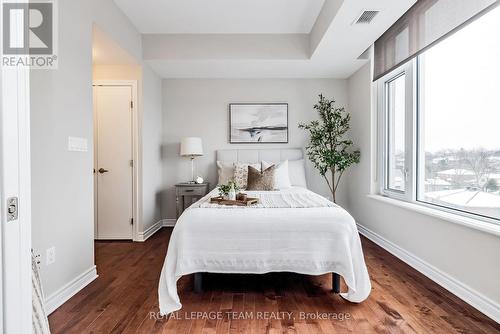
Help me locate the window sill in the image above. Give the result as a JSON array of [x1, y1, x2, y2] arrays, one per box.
[[367, 194, 500, 237]]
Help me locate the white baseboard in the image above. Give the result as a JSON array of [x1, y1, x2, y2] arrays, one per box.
[[162, 218, 176, 227], [136, 219, 177, 242], [45, 266, 98, 315], [137, 220, 163, 242], [44, 220, 177, 314], [357, 223, 500, 324]]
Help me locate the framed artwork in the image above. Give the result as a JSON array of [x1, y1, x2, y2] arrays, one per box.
[[229, 103, 288, 143]]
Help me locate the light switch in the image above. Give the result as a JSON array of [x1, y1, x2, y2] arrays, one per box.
[[68, 136, 88, 152]]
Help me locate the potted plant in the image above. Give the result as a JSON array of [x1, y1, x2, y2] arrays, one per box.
[[218, 180, 239, 200], [299, 94, 360, 203]]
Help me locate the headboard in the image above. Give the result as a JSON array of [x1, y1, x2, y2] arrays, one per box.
[[216, 148, 303, 163]]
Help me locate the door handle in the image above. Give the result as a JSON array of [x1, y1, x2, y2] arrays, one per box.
[[98, 168, 109, 174]]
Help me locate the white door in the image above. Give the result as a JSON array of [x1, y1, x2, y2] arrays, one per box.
[[94, 85, 133, 239]]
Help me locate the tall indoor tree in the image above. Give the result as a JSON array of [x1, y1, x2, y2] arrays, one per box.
[[299, 94, 360, 203]]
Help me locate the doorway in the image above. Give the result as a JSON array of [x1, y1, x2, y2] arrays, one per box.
[[93, 81, 138, 240]]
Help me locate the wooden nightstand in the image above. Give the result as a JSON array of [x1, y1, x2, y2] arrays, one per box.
[[175, 183, 210, 218]]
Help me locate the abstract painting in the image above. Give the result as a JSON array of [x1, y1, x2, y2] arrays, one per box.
[[229, 103, 288, 143]]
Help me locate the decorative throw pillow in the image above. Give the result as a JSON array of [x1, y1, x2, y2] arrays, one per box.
[[261, 160, 292, 190], [217, 161, 234, 185], [247, 165, 275, 191], [233, 162, 260, 189]]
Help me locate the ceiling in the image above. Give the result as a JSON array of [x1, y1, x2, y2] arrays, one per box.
[[112, 0, 417, 78], [114, 0, 325, 34]]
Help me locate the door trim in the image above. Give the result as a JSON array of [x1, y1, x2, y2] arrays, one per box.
[[92, 80, 140, 241], [1, 31, 32, 334]]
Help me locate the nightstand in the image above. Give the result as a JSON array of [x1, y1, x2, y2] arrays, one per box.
[[175, 183, 210, 218]]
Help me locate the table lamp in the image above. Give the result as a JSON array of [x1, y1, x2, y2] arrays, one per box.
[[180, 137, 203, 183]]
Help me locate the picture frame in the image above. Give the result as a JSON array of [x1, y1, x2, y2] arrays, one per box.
[[229, 103, 289, 144]]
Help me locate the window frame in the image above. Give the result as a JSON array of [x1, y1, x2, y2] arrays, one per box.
[[377, 61, 416, 202], [377, 57, 500, 226]]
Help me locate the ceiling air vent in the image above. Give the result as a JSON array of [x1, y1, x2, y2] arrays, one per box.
[[354, 10, 379, 24]]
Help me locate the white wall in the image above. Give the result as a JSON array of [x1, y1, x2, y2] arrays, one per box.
[[141, 65, 164, 230], [92, 64, 141, 81], [346, 63, 500, 318], [30, 0, 142, 302], [161, 78, 349, 219], [143, 34, 309, 60]]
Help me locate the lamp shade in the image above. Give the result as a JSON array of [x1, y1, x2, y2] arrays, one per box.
[[180, 137, 203, 156]]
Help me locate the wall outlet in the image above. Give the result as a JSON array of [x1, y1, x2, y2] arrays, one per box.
[[46, 247, 56, 265], [32, 249, 42, 269]]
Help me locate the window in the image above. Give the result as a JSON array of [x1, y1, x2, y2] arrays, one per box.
[[379, 5, 500, 223], [386, 74, 406, 192]]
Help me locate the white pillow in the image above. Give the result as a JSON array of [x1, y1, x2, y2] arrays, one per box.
[[262, 160, 292, 190], [217, 161, 234, 185], [288, 159, 307, 188], [233, 162, 260, 189]]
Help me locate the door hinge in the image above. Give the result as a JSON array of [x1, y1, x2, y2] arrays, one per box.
[[129, 160, 134, 167], [130, 101, 133, 109], [130, 218, 134, 225]]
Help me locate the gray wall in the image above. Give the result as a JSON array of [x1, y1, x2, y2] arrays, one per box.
[[161, 78, 349, 219], [141, 65, 164, 230], [346, 63, 500, 310], [30, 0, 143, 298]]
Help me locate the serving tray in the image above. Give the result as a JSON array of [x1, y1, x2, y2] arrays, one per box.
[[210, 196, 259, 206]]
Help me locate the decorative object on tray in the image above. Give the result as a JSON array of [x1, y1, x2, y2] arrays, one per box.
[[236, 193, 247, 201], [229, 103, 288, 143], [217, 180, 239, 200], [299, 94, 360, 203], [228, 183, 236, 200], [210, 196, 259, 206], [246, 165, 275, 191], [195, 176, 204, 184], [180, 137, 203, 183]]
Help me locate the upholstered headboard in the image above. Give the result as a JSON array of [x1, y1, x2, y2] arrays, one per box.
[[216, 148, 303, 163]]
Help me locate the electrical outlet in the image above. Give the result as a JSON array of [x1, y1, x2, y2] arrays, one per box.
[[46, 247, 56, 265], [32, 249, 42, 269]]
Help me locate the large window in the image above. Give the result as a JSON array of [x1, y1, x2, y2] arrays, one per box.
[[379, 5, 500, 223]]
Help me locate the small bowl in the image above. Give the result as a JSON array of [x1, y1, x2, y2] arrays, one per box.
[[236, 193, 248, 201]]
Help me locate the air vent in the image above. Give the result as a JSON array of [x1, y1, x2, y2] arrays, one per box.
[[354, 10, 379, 24]]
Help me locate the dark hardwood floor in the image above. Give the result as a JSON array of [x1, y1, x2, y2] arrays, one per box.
[[48, 228, 499, 333]]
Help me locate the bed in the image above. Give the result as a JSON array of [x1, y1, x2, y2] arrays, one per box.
[[158, 149, 371, 315]]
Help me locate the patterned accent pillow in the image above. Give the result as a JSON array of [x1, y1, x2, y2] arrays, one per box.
[[247, 165, 275, 191], [233, 163, 260, 189]]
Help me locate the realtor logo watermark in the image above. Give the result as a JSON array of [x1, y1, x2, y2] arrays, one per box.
[[1, 0, 58, 69]]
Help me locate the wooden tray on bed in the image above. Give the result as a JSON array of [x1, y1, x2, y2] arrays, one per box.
[[210, 196, 259, 206]]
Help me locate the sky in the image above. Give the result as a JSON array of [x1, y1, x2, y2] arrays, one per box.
[[422, 5, 500, 153]]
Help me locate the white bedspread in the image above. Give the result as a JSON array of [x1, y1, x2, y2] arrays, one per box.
[[158, 187, 371, 315]]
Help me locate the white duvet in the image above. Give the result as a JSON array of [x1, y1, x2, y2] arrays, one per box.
[[158, 187, 371, 315]]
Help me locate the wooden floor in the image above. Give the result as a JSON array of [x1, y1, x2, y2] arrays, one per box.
[[49, 228, 499, 334]]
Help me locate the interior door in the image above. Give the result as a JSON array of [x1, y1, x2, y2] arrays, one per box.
[[94, 85, 133, 239]]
